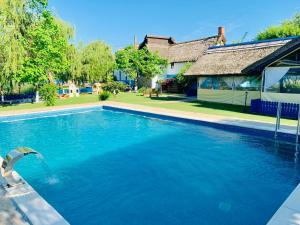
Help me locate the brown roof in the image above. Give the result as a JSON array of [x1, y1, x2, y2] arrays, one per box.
[[185, 37, 295, 76], [140, 35, 218, 62], [168, 36, 218, 63]]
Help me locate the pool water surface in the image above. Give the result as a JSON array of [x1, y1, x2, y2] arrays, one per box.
[[0, 108, 299, 225]]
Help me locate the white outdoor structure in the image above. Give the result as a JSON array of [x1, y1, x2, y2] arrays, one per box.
[[69, 84, 79, 97]]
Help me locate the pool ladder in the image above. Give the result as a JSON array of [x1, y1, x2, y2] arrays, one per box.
[[275, 102, 300, 144]]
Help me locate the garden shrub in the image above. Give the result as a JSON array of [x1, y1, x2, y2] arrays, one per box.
[[102, 81, 128, 94], [99, 91, 111, 101], [137, 87, 147, 95], [40, 83, 57, 106]]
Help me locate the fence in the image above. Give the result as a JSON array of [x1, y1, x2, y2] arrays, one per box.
[[251, 99, 300, 119]]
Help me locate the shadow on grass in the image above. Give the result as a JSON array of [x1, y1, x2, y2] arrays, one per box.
[[149, 96, 186, 101], [191, 100, 250, 113]]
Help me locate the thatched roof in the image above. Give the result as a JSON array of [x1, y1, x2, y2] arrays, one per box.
[[243, 36, 300, 74], [168, 36, 218, 63], [185, 37, 297, 76], [139, 35, 175, 59], [140, 35, 218, 63]]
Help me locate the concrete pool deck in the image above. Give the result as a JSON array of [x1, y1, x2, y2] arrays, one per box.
[[0, 101, 299, 225]]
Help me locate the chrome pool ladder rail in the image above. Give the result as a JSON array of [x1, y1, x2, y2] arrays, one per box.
[[275, 102, 282, 139], [296, 104, 300, 145]]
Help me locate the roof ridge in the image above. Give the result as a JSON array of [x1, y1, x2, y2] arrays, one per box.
[[209, 36, 298, 50], [173, 36, 218, 45]]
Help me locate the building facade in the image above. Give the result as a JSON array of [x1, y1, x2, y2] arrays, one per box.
[[185, 36, 300, 105]]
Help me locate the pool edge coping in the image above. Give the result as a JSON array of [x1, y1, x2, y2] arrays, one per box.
[[0, 157, 70, 225]]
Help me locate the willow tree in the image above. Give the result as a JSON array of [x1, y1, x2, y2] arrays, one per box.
[[0, 0, 27, 101], [81, 41, 115, 83]]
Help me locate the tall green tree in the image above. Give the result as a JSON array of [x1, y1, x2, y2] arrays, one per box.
[[20, 9, 72, 101], [257, 13, 300, 40], [58, 43, 83, 83], [0, 0, 27, 101], [115, 46, 168, 89], [81, 41, 115, 83]]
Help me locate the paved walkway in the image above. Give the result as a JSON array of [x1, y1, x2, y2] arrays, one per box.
[[0, 185, 29, 225]]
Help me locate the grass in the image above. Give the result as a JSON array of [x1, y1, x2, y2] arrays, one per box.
[[0, 94, 99, 112], [112, 92, 297, 126], [0, 92, 297, 126]]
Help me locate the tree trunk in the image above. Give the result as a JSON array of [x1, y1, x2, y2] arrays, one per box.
[[35, 91, 40, 103], [134, 78, 138, 91], [0, 89, 4, 102]]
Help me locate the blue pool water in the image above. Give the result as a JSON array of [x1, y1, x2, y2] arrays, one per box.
[[0, 108, 300, 225]]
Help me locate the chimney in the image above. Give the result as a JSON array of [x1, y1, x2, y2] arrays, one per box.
[[218, 26, 225, 36], [217, 26, 226, 45]]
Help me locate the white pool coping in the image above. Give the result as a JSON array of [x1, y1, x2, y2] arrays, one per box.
[[0, 102, 299, 225], [267, 184, 300, 225], [0, 157, 70, 225]]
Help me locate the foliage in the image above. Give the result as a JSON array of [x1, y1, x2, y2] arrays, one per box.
[[20, 10, 72, 88], [0, 0, 27, 95], [176, 62, 192, 91], [99, 91, 111, 101], [102, 81, 127, 94], [40, 83, 57, 106], [58, 43, 82, 82], [137, 87, 147, 95], [81, 41, 115, 83], [115, 46, 168, 87], [257, 13, 300, 40]]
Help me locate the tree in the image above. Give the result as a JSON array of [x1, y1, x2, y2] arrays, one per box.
[[115, 46, 168, 90], [256, 13, 300, 40], [81, 41, 115, 83], [40, 83, 57, 106], [58, 43, 83, 83], [20, 9, 72, 101], [0, 0, 27, 101], [176, 62, 192, 92]]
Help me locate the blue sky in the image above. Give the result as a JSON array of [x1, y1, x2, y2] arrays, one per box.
[[49, 0, 300, 50]]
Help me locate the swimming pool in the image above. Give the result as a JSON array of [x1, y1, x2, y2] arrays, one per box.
[[0, 107, 299, 225]]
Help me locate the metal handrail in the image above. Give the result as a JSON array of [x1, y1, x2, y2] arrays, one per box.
[[296, 104, 300, 145], [275, 102, 282, 138]]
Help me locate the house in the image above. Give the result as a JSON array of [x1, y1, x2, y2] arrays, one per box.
[[115, 27, 226, 91], [185, 36, 300, 105], [138, 27, 226, 90], [113, 70, 135, 87]]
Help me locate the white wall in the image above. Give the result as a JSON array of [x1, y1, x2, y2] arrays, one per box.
[[166, 62, 185, 78]]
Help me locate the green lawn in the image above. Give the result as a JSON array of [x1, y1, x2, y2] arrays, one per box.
[[0, 92, 297, 126], [0, 94, 99, 112], [112, 92, 297, 126]]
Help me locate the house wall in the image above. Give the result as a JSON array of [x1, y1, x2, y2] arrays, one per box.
[[197, 76, 261, 106], [197, 89, 260, 106], [114, 70, 134, 86], [166, 62, 186, 77], [262, 93, 300, 104]]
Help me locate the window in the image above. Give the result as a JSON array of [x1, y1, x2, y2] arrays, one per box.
[[171, 63, 175, 69], [266, 68, 300, 94], [235, 76, 261, 91], [119, 71, 122, 80], [200, 77, 232, 90]]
